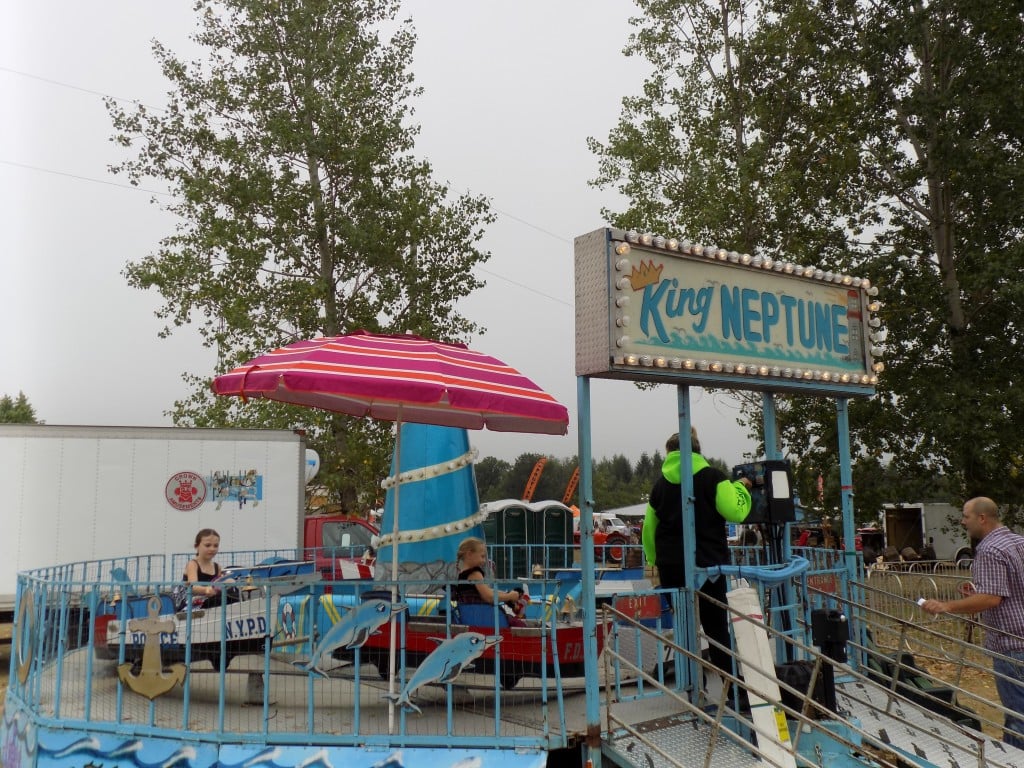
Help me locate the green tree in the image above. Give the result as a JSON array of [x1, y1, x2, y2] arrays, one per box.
[[503, 454, 545, 501], [592, 0, 1024, 515], [474, 456, 512, 503], [744, 0, 1024, 511], [592, 455, 643, 510], [633, 451, 657, 491], [0, 392, 40, 424], [590, 0, 863, 264], [108, 0, 494, 510], [590, 0, 878, 515]]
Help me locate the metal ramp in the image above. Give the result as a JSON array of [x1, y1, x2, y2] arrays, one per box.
[[600, 673, 1024, 768], [837, 676, 1020, 768], [605, 710, 763, 768], [596, 588, 1024, 768]]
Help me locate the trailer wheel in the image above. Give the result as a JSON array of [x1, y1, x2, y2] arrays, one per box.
[[604, 535, 627, 564]]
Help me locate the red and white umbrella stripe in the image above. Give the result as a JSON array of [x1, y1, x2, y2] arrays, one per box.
[[212, 331, 569, 435], [219, 361, 561, 403]]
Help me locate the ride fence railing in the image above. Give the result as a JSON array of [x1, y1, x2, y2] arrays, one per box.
[[843, 571, 1024, 744], [598, 556, 1013, 768], [599, 587, 998, 768], [6, 552, 599, 751], [485, 540, 646, 578], [10, 545, 1005, 758], [483, 539, 794, 579]]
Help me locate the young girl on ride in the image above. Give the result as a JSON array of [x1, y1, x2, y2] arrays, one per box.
[[454, 537, 527, 627], [183, 528, 225, 608]]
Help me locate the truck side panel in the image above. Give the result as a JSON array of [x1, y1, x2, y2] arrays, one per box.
[[921, 503, 967, 561], [1, 425, 306, 613], [882, 502, 969, 561], [883, 507, 923, 554]]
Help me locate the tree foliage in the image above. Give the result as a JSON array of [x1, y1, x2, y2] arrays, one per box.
[[591, 0, 1024, 518], [108, 0, 494, 510], [0, 392, 41, 424]]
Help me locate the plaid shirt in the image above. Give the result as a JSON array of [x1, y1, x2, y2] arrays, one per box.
[[973, 526, 1024, 653]]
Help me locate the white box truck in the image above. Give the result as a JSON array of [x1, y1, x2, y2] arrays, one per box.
[[881, 502, 973, 562], [0, 424, 309, 620]]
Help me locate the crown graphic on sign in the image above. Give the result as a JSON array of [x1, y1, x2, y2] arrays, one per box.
[[629, 260, 663, 291]]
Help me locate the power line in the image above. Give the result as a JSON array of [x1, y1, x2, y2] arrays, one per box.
[[1, 64, 576, 303], [476, 265, 572, 307], [0, 65, 151, 106], [0, 158, 171, 196], [0, 157, 573, 304], [488, 206, 570, 245]]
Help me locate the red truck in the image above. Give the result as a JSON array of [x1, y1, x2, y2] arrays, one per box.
[[302, 513, 378, 580], [573, 512, 632, 564]]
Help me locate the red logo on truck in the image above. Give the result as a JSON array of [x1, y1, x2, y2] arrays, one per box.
[[166, 471, 208, 510]]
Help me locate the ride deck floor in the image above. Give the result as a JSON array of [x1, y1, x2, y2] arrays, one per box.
[[30, 651, 1024, 768], [30, 649, 593, 744]]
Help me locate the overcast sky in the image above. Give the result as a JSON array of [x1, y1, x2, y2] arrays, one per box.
[[1, 1, 759, 466]]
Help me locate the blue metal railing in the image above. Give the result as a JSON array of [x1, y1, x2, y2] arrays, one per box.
[[6, 543, 868, 756], [5, 549, 589, 751]]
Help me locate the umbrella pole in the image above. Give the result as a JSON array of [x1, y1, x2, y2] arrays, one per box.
[[387, 408, 402, 732]]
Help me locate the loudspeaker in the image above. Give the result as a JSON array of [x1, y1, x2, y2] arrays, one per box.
[[732, 459, 795, 524]]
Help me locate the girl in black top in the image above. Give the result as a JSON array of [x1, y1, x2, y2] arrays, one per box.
[[183, 528, 224, 607]]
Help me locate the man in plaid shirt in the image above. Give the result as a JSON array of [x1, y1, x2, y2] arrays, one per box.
[[922, 497, 1024, 749]]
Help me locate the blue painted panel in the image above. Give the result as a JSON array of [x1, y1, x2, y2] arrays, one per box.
[[378, 425, 485, 575], [31, 725, 218, 768], [2, 712, 548, 768], [219, 745, 548, 768]]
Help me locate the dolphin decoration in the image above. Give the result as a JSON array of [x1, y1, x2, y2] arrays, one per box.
[[382, 632, 501, 714], [294, 598, 407, 678]]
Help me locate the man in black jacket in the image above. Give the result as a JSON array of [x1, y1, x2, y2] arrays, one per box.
[[642, 428, 752, 679]]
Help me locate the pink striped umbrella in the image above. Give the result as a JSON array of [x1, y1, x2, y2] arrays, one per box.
[[211, 330, 569, 434], [213, 331, 568, 723], [213, 329, 568, 583]]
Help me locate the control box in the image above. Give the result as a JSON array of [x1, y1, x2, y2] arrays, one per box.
[[731, 459, 796, 524]]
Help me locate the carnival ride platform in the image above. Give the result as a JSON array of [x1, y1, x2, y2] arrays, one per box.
[[3, 549, 1018, 768]]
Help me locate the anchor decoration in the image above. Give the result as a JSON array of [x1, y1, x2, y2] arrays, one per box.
[[117, 595, 187, 699]]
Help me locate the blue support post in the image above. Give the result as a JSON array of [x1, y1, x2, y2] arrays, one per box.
[[836, 398, 858, 591], [762, 392, 779, 463], [676, 385, 700, 701], [836, 397, 862, 670], [577, 376, 602, 767], [763, 392, 797, 657]]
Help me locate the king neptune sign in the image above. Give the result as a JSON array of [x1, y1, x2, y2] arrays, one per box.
[[573, 228, 882, 397]]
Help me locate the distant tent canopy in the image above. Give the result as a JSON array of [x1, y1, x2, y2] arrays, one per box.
[[599, 503, 648, 521]]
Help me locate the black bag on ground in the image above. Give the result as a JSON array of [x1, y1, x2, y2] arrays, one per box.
[[775, 660, 829, 718]]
